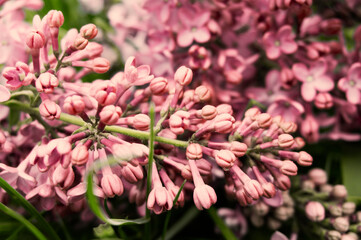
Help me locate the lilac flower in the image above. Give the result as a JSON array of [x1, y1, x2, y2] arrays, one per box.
[[262, 25, 298, 60], [338, 63, 361, 104], [292, 59, 334, 102]]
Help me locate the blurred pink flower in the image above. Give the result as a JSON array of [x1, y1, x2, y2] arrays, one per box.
[[338, 63, 361, 104]]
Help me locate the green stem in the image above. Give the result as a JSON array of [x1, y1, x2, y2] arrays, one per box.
[[157, 206, 199, 240], [207, 206, 237, 240], [1, 100, 188, 148], [162, 179, 187, 240], [0, 202, 47, 240], [145, 103, 155, 240]]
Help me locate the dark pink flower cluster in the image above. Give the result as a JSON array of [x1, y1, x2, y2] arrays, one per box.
[[107, 0, 361, 143]]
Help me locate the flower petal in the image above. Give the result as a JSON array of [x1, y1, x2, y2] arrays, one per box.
[[314, 75, 334, 92], [301, 82, 316, 101], [292, 63, 309, 82], [346, 88, 361, 104]]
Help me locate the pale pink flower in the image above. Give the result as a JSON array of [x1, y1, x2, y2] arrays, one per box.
[[292, 59, 334, 102], [177, 7, 211, 47], [262, 25, 298, 59], [267, 96, 304, 122], [338, 63, 361, 104]]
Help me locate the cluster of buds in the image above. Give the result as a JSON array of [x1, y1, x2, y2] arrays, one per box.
[[300, 169, 360, 240]]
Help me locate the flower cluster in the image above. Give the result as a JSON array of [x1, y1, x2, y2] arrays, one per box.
[[107, 0, 361, 143]]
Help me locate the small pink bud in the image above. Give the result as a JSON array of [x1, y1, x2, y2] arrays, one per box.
[[35, 72, 59, 93], [297, 151, 313, 166], [305, 201, 325, 222], [186, 143, 203, 160], [315, 92, 333, 109], [47, 10, 64, 28], [174, 66, 193, 86], [229, 141, 247, 157], [245, 107, 261, 120], [100, 105, 122, 125], [149, 77, 168, 95], [101, 173, 124, 198], [201, 105, 217, 120], [280, 67, 296, 89], [121, 163, 144, 183], [194, 85, 211, 102], [244, 180, 264, 200], [278, 134, 294, 148], [39, 100, 61, 120], [91, 81, 117, 106], [342, 202, 356, 215], [261, 182, 276, 198], [213, 113, 235, 133], [321, 18, 342, 35], [92, 57, 110, 73], [52, 164, 74, 189], [80, 24, 98, 40], [216, 104, 233, 115], [301, 115, 319, 143], [132, 114, 150, 131], [280, 160, 298, 176], [308, 168, 328, 185], [71, 145, 89, 165], [193, 184, 217, 210], [26, 30, 45, 49], [280, 121, 297, 133], [214, 150, 236, 170], [72, 35, 88, 50], [332, 185, 348, 200], [63, 95, 85, 115], [256, 113, 273, 128], [332, 217, 349, 233], [275, 174, 291, 191], [294, 137, 306, 149]]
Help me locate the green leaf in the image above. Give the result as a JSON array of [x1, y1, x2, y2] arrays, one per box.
[[8, 110, 20, 128], [93, 224, 116, 238], [0, 202, 46, 240], [341, 150, 361, 201], [207, 206, 238, 240], [0, 177, 61, 240], [85, 169, 149, 226]]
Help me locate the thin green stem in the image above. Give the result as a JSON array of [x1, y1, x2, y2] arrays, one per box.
[[1, 100, 188, 148], [161, 179, 187, 240], [207, 206, 237, 240], [0, 202, 47, 240], [157, 206, 199, 240], [145, 103, 155, 240]]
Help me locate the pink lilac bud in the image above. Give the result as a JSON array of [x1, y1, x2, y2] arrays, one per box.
[[174, 66, 193, 86], [92, 57, 110, 73], [132, 114, 150, 131], [129, 183, 146, 206], [194, 85, 211, 102], [230, 141, 247, 157], [35, 72, 59, 93], [189, 159, 216, 199], [169, 111, 190, 134], [332, 217, 349, 233], [121, 163, 143, 183], [72, 35, 88, 50], [47, 10, 64, 28], [26, 30, 45, 49], [305, 201, 325, 222], [213, 113, 235, 133], [301, 115, 319, 143], [52, 164, 74, 189], [321, 18, 342, 35], [201, 105, 217, 120], [100, 105, 122, 125], [315, 92, 333, 109], [327, 231, 342, 240], [216, 104, 233, 115], [63, 95, 85, 115], [342, 202, 356, 215], [80, 24, 98, 39], [186, 143, 203, 160], [280, 67, 296, 89], [149, 77, 168, 95], [332, 185, 348, 200], [71, 144, 89, 165], [297, 151, 313, 166], [159, 169, 185, 207], [236, 189, 253, 206], [278, 134, 294, 148], [147, 162, 173, 214], [39, 100, 61, 120], [91, 81, 117, 106], [101, 173, 124, 198], [256, 113, 273, 128], [308, 168, 328, 185], [214, 150, 236, 170]]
